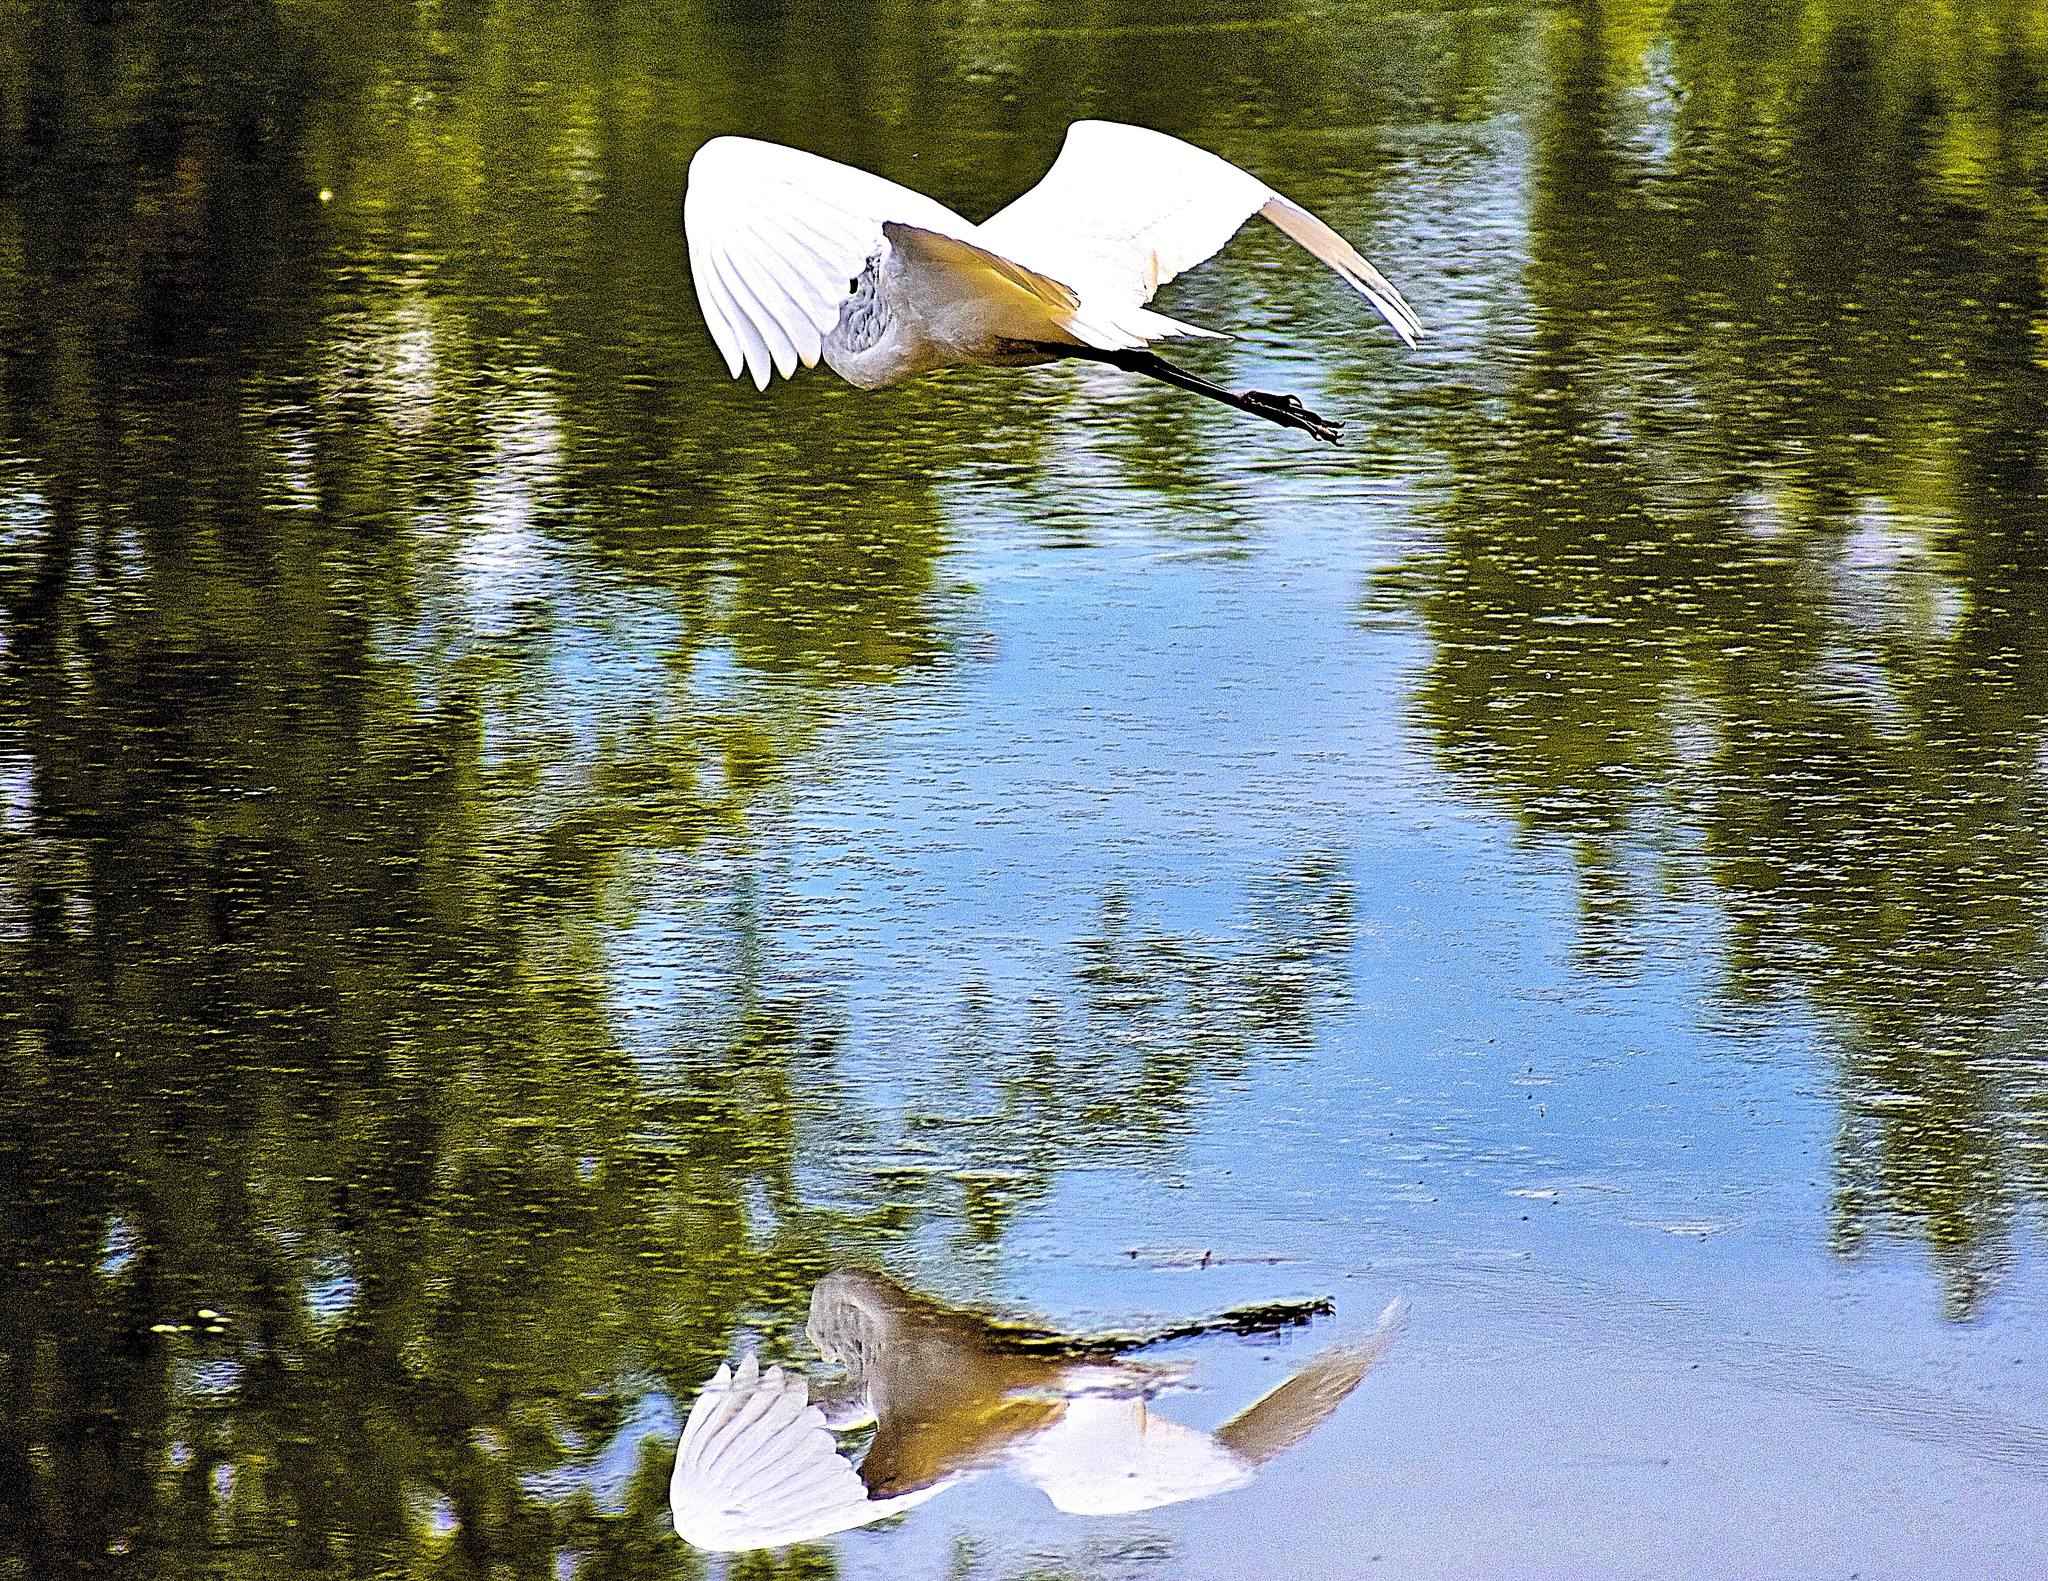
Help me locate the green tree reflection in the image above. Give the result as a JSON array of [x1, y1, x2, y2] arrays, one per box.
[[0, 13, 1372, 1573], [1386, 0, 2048, 1316]]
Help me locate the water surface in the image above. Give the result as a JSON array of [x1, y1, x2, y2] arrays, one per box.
[[3, 2, 2047, 1577]]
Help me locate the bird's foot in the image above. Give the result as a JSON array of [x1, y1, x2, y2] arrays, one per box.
[[1241, 389, 1344, 443]]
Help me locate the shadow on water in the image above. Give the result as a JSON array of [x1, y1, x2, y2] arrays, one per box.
[[1378, 0, 2048, 1318]]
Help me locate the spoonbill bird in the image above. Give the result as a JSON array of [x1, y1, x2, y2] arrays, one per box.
[[669, 1269, 1408, 1552], [683, 121, 1421, 442]]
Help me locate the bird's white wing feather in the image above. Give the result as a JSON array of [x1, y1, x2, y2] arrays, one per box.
[[684, 137, 980, 389], [979, 121, 1421, 348], [671, 1353, 941, 1552]]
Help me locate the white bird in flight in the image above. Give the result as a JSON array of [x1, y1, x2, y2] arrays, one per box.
[[683, 121, 1421, 443], [669, 1269, 1408, 1553]]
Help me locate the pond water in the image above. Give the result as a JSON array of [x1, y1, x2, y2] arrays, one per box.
[[4, 1, 2047, 1577]]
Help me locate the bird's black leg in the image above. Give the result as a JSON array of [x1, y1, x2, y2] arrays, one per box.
[[1032, 343, 1345, 443]]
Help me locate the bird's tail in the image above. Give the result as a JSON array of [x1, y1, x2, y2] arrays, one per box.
[[1118, 306, 1228, 344]]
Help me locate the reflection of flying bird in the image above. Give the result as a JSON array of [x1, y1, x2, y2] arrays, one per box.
[[670, 1269, 1407, 1553], [683, 121, 1421, 442]]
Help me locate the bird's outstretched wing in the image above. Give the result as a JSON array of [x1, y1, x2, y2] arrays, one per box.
[[670, 1354, 945, 1553], [684, 137, 978, 388], [979, 121, 1421, 348]]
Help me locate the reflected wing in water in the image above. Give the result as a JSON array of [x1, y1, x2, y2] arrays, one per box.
[[1010, 1298, 1409, 1515], [1214, 1297, 1408, 1465], [670, 1354, 947, 1552]]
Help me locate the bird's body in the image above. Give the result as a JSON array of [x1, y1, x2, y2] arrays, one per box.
[[820, 224, 1072, 389], [683, 122, 1420, 440], [669, 1269, 1407, 1553]]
